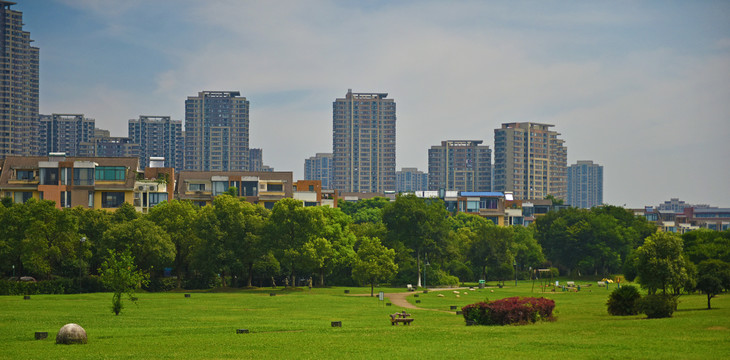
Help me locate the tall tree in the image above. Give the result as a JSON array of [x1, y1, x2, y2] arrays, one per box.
[[636, 232, 689, 295], [695, 259, 730, 309], [383, 194, 449, 287], [147, 200, 200, 287], [101, 218, 175, 276], [266, 198, 314, 286], [352, 237, 398, 297]]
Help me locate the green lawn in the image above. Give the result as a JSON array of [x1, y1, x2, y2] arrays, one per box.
[[1, 282, 729, 359]]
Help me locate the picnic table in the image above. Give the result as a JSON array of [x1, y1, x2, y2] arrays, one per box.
[[389, 311, 414, 325]]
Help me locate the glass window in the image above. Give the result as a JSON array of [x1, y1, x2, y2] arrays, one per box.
[[267, 184, 283, 192], [149, 193, 168, 207], [101, 192, 125, 208], [16, 170, 34, 180], [88, 191, 94, 208], [189, 183, 206, 191], [40, 168, 59, 185], [61, 168, 71, 185], [74, 168, 94, 185], [95, 167, 126, 181], [467, 201, 479, 212], [212, 181, 227, 196], [60, 191, 71, 208], [14, 192, 33, 204]]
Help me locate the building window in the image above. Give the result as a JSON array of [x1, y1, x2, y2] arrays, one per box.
[[16, 170, 35, 180], [95, 167, 126, 181], [74, 168, 94, 185], [149, 193, 168, 207], [101, 192, 125, 208], [267, 184, 283, 192], [39, 168, 59, 185], [60, 191, 71, 208], [88, 191, 94, 208], [14, 192, 33, 204], [189, 183, 206, 191], [212, 181, 227, 196]]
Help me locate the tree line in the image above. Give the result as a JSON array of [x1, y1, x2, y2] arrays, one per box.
[[1, 195, 728, 292]]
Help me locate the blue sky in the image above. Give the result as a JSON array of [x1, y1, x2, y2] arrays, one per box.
[[19, 0, 730, 207]]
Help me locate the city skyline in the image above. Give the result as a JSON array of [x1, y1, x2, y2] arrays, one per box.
[[19, 0, 730, 207]]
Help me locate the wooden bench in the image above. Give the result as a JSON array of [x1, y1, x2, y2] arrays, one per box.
[[390, 312, 414, 325]]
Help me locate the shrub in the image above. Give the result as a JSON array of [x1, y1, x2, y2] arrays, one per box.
[[144, 277, 178, 292], [638, 294, 677, 319], [462, 297, 555, 326], [607, 285, 641, 316]]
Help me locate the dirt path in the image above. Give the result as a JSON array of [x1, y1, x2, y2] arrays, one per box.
[[353, 288, 467, 312]]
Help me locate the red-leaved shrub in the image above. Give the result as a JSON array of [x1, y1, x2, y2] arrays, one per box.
[[462, 297, 555, 325]]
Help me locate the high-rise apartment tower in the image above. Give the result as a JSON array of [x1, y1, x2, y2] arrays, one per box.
[[493, 122, 567, 200], [567, 160, 603, 209], [396, 167, 428, 193], [129, 115, 183, 170], [332, 89, 396, 192], [428, 140, 491, 192], [184, 91, 250, 171], [304, 153, 333, 190], [39, 114, 95, 156], [0, 1, 39, 158]]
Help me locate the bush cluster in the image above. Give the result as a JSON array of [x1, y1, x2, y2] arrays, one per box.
[[638, 294, 677, 319], [0, 277, 106, 295], [462, 296, 555, 326], [606, 285, 641, 316]]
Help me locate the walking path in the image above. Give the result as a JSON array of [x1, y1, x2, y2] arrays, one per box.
[[353, 287, 467, 312]]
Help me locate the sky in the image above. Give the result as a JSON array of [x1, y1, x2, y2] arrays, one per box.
[[18, 0, 730, 208]]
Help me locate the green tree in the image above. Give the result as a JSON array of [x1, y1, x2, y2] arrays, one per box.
[[194, 195, 268, 287], [683, 229, 730, 264], [636, 232, 689, 295], [695, 259, 730, 309], [68, 207, 112, 276], [99, 249, 149, 315], [112, 202, 138, 223], [352, 237, 398, 297], [383, 194, 449, 287], [266, 198, 315, 286], [302, 206, 356, 286], [147, 200, 200, 287], [101, 218, 175, 276]]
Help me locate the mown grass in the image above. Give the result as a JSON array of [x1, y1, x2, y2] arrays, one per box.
[[1, 281, 729, 359]]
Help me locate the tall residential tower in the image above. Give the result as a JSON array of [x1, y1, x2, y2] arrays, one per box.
[[304, 153, 333, 190], [129, 115, 183, 170], [184, 91, 250, 171], [39, 114, 95, 156], [494, 122, 567, 200], [428, 140, 491, 192], [332, 89, 396, 192], [0, 1, 39, 158], [567, 160, 603, 209]]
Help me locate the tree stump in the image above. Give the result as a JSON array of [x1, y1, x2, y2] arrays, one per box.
[[56, 323, 87, 345], [236, 329, 249, 334], [331, 321, 342, 327], [35, 332, 48, 340]]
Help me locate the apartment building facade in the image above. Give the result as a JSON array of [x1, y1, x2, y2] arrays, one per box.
[[38, 114, 95, 156], [396, 167, 428, 193], [428, 140, 491, 192], [184, 91, 250, 171], [566, 160, 603, 209], [128, 115, 184, 171], [493, 123, 567, 201], [0, 1, 39, 158], [304, 153, 333, 190], [332, 89, 396, 193]]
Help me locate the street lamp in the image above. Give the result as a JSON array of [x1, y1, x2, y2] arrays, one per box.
[[513, 260, 517, 287], [12, 264, 14, 277], [424, 254, 430, 289], [79, 236, 87, 278]]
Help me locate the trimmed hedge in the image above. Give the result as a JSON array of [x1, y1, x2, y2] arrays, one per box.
[[462, 296, 555, 326], [606, 285, 641, 316]]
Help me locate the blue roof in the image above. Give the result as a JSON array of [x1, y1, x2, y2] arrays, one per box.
[[459, 192, 504, 197]]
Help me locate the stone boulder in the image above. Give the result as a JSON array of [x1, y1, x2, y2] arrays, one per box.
[[56, 323, 87, 345]]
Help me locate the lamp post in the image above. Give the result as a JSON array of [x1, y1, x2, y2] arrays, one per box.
[[424, 255, 430, 289], [12, 264, 14, 277], [79, 236, 87, 278], [513, 260, 517, 287]]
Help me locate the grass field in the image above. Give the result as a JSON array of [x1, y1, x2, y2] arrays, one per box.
[[1, 282, 729, 359]]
